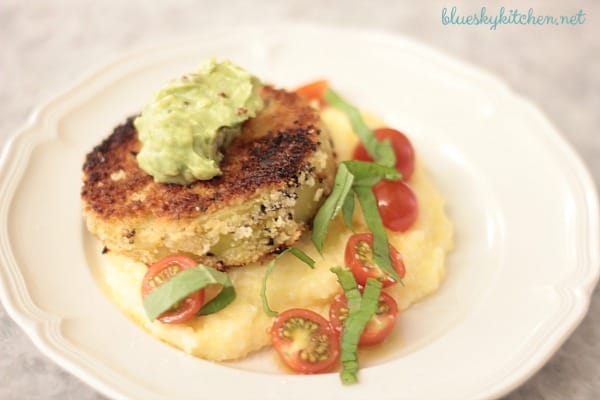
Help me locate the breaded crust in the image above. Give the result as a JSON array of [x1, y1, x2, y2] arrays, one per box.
[[83, 86, 322, 219], [82, 86, 336, 267]]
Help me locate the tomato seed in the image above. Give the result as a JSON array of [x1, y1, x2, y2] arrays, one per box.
[[149, 265, 182, 288], [281, 318, 331, 364], [355, 240, 377, 270]]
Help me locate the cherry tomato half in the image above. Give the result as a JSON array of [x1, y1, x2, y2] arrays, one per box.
[[353, 128, 415, 180], [141, 255, 205, 324], [373, 179, 418, 232], [271, 308, 340, 374], [295, 79, 329, 106], [345, 233, 406, 287], [329, 292, 399, 346]]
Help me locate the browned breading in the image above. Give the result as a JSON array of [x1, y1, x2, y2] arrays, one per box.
[[81, 86, 336, 267], [82, 86, 325, 220]]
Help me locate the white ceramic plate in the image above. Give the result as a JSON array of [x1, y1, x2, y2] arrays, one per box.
[[0, 25, 598, 400]]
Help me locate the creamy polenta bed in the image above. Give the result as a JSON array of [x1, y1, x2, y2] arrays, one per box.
[[81, 61, 453, 383]]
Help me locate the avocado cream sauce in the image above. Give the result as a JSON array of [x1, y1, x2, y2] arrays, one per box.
[[134, 59, 263, 184]]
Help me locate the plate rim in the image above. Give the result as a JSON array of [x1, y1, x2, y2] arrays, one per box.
[[0, 23, 598, 400]]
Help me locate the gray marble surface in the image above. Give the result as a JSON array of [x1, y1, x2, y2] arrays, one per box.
[[1, 0, 598, 399]]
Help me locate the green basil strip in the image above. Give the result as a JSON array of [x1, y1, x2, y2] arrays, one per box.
[[331, 267, 382, 384], [143, 266, 235, 321], [331, 266, 362, 315], [331, 267, 361, 384], [312, 160, 400, 253], [343, 160, 402, 184], [340, 277, 382, 384], [353, 186, 401, 282], [341, 192, 355, 231], [287, 247, 316, 268], [324, 89, 396, 168], [197, 284, 236, 316], [261, 247, 316, 317], [311, 163, 354, 253]]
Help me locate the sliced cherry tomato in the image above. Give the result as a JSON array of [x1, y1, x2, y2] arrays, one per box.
[[295, 79, 329, 106], [329, 292, 399, 346], [353, 127, 415, 180], [141, 255, 205, 324], [373, 179, 418, 232], [345, 233, 405, 287], [270, 308, 339, 374]]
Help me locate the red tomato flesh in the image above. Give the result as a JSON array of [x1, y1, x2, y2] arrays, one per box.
[[141, 255, 204, 324], [373, 179, 418, 232], [295, 79, 329, 106], [353, 127, 415, 180], [329, 292, 399, 346], [345, 232, 406, 287], [271, 308, 340, 374]]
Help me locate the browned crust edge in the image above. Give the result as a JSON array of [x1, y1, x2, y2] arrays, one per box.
[[81, 86, 324, 220]]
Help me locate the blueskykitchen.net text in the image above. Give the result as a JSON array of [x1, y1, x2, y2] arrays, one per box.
[[442, 7, 586, 30]]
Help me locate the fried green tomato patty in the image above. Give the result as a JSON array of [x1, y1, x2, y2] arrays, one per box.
[[81, 86, 336, 268]]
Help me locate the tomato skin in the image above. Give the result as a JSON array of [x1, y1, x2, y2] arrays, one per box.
[[295, 79, 329, 106], [353, 128, 415, 180], [373, 180, 418, 232], [329, 292, 399, 346], [271, 308, 340, 374], [345, 233, 405, 287], [141, 255, 204, 324]]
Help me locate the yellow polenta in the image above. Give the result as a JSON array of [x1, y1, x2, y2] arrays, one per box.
[[96, 107, 454, 361]]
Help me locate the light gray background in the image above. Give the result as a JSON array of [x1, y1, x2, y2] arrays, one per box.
[[1, 0, 598, 399]]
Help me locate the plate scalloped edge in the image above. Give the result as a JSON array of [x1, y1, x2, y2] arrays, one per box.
[[0, 96, 167, 400], [0, 24, 599, 400]]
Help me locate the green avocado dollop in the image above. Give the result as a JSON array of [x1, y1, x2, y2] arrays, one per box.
[[134, 59, 264, 184]]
